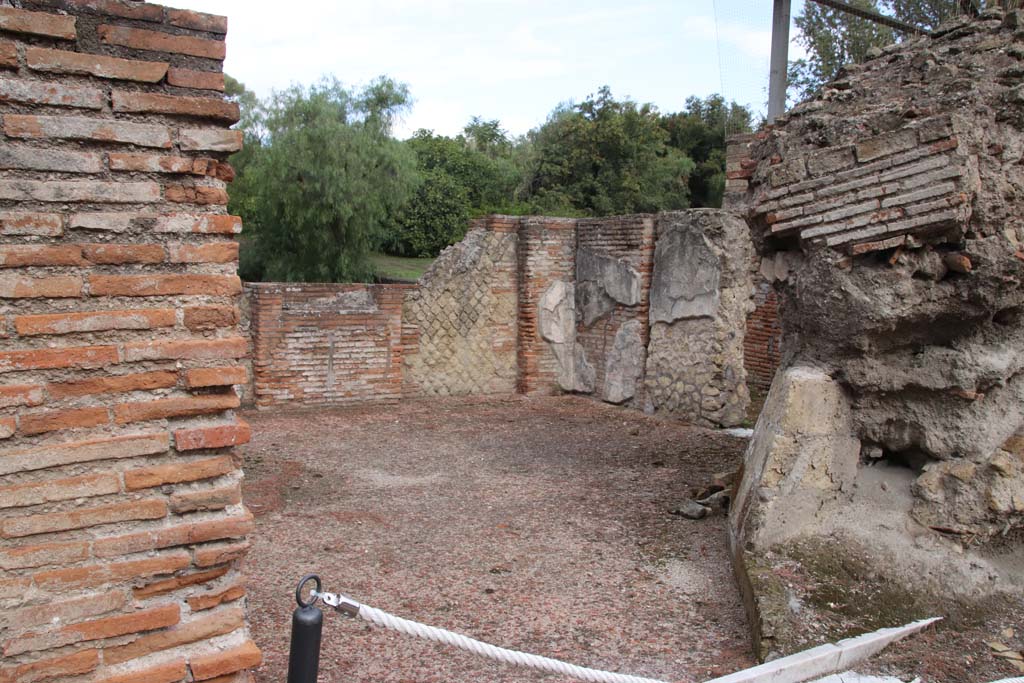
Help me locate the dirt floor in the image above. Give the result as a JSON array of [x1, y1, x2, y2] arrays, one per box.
[[239, 396, 755, 683], [237, 395, 1024, 683]]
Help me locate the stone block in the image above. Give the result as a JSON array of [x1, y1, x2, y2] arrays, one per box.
[[768, 157, 807, 187], [538, 280, 574, 345], [731, 366, 860, 549], [650, 218, 721, 323], [855, 129, 918, 163], [603, 320, 644, 404], [575, 246, 641, 327], [807, 146, 856, 177]]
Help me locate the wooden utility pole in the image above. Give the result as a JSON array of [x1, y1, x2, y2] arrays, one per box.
[[767, 0, 936, 124]]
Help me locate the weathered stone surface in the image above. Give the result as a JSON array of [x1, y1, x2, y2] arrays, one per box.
[[783, 241, 1024, 472], [291, 288, 377, 313], [649, 225, 720, 323], [644, 210, 753, 427], [573, 343, 596, 394], [575, 279, 615, 328], [538, 280, 574, 345], [730, 367, 1021, 661], [729, 13, 1024, 661], [731, 367, 860, 551], [913, 446, 1024, 534], [603, 320, 644, 404], [575, 247, 641, 326], [671, 500, 709, 519], [538, 280, 593, 393], [403, 226, 518, 397]]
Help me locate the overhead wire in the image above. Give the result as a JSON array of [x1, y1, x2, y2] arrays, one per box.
[[711, 0, 730, 136]]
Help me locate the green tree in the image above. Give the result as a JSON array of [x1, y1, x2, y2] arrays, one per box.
[[462, 116, 512, 158], [519, 87, 695, 216], [225, 74, 261, 139], [390, 169, 471, 257], [788, 0, 896, 103], [386, 121, 527, 257], [405, 127, 520, 215], [661, 95, 753, 208], [223, 75, 264, 280], [456, 118, 524, 214], [230, 77, 417, 282], [887, 0, 972, 27]]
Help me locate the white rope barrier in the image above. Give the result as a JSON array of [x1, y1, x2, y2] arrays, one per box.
[[315, 588, 943, 683], [324, 592, 670, 683]]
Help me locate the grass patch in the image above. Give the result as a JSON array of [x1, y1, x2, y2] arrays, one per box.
[[369, 252, 435, 282]]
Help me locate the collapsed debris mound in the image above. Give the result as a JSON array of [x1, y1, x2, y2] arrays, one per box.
[[728, 9, 1024, 662]]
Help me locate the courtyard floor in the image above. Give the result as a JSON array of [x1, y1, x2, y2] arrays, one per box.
[[236, 396, 1024, 683], [238, 396, 755, 683]]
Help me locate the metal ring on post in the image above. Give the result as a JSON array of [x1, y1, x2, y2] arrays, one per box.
[[295, 574, 322, 608], [288, 575, 324, 683]]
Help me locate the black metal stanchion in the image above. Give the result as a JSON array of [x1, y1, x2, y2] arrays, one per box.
[[287, 574, 324, 683]]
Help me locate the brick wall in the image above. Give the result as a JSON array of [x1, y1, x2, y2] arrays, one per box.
[[744, 282, 781, 390], [0, 3, 258, 682], [248, 283, 409, 407], [726, 133, 784, 393], [574, 215, 654, 404], [245, 216, 572, 405], [245, 211, 754, 428], [515, 216, 576, 395]]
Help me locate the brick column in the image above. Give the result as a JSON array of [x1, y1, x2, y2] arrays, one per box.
[[515, 216, 576, 395], [0, 3, 258, 682]]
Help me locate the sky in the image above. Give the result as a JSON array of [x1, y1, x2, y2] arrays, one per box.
[[158, 0, 807, 138]]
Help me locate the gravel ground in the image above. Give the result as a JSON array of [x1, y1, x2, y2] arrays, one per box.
[[238, 396, 754, 683]]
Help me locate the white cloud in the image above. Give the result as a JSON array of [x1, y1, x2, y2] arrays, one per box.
[[682, 15, 773, 61], [160, 0, 797, 131]]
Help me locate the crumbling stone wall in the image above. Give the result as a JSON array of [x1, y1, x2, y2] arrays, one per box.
[[644, 211, 753, 427], [743, 284, 781, 391], [727, 133, 784, 393], [0, 2, 258, 682], [248, 212, 753, 428], [533, 215, 656, 403], [403, 216, 519, 397], [533, 211, 753, 425], [730, 10, 1024, 659], [248, 284, 409, 407]]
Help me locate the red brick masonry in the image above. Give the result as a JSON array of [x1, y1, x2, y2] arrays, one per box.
[[248, 283, 411, 408], [0, 2, 258, 682]]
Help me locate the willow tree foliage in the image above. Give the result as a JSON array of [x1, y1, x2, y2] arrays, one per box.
[[229, 77, 417, 282], [227, 76, 754, 279]]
